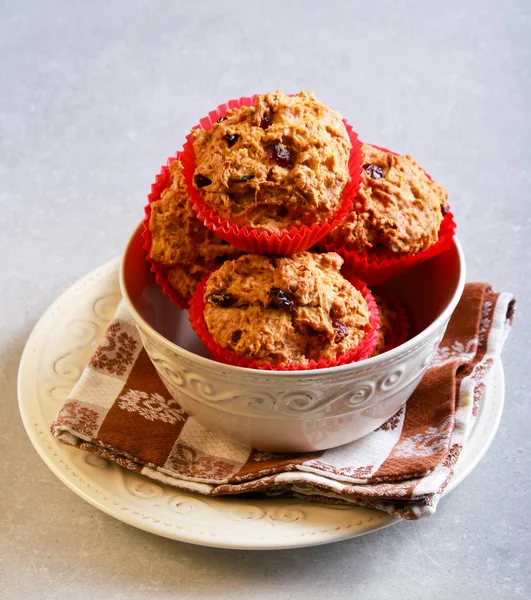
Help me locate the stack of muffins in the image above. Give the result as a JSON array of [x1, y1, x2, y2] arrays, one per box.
[[143, 91, 454, 370]]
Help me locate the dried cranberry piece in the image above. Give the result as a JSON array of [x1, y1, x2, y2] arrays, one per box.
[[364, 164, 384, 179], [507, 299, 516, 323], [260, 113, 272, 129], [208, 293, 234, 307], [333, 320, 349, 342], [194, 174, 212, 188], [441, 203, 450, 216], [230, 174, 255, 183], [267, 143, 293, 169], [225, 134, 239, 147], [216, 116, 228, 123], [269, 288, 292, 308]]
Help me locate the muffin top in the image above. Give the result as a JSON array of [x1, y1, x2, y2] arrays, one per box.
[[192, 91, 352, 232], [149, 159, 242, 301], [327, 144, 448, 254], [201, 252, 371, 366]]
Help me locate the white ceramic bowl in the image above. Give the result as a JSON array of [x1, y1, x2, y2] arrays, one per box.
[[120, 224, 465, 452]]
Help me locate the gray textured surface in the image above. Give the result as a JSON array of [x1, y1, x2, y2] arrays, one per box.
[[1, 0, 530, 598]]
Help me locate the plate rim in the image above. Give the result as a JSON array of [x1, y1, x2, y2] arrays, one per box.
[[17, 258, 505, 550]]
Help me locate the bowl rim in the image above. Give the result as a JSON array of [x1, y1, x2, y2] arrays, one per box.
[[120, 223, 466, 379]]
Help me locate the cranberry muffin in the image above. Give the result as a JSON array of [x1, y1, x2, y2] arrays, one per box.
[[190, 252, 378, 368], [191, 91, 352, 232], [148, 159, 242, 302], [371, 290, 409, 356], [326, 144, 448, 255]]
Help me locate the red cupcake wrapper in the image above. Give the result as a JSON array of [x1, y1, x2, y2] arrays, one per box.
[[322, 143, 456, 286], [188, 269, 380, 371], [180, 95, 363, 256], [142, 152, 189, 309], [371, 287, 410, 354]]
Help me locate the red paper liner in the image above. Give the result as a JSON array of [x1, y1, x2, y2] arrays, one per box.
[[322, 143, 456, 286], [188, 270, 379, 371], [180, 95, 363, 255], [370, 287, 410, 355], [142, 152, 189, 309]]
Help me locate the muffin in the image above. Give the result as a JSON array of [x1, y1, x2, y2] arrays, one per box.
[[371, 289, 409, 356], [322, 144, 455, 285], [188, 252, 379, 369], [327, 143, 448, 254], [145, 157, 242, 305], [180, 92, 363, 255]]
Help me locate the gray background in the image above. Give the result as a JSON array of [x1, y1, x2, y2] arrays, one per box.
[[1, 0, 530, 598]]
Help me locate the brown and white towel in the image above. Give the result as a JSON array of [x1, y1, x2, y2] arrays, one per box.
[[51, 284, 514, 519]]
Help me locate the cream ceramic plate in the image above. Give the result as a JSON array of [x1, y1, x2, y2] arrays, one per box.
[[18, 259, 505, 550]]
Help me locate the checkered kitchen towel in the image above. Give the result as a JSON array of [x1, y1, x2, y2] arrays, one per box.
[[51, 284, 514, 519]]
